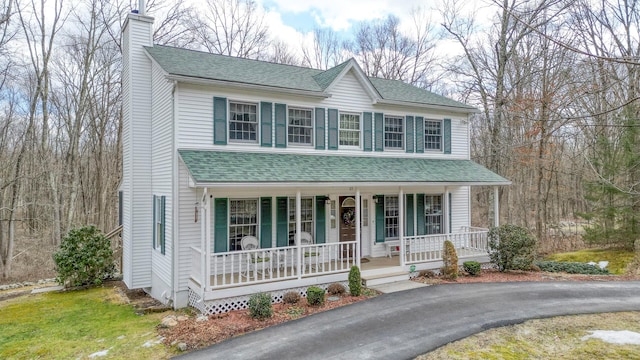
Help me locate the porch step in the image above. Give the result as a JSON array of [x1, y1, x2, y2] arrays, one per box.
[[361, 271, 410, 287]]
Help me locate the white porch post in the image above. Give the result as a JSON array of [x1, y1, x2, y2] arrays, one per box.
[[493, 186, 500, 227], [399, 188, 405, 266], [201, 188, 210, 294], [296, 191, 302, 277], [355, 189, 361, 267], [444, 186, 450, 234]]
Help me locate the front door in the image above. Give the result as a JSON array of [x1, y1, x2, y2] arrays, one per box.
[[339, 196, 356, 258]]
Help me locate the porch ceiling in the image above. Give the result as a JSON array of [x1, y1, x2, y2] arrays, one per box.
[[178, 150, 511, 187]]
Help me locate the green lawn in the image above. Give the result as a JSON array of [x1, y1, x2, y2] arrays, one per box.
[[0, 286, 173, 359], [545, 248, 635, 274]]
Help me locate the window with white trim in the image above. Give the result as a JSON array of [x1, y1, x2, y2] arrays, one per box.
[[154, 196, 164, 250], [424, 120, 442, 151], [229, 101, 258, 143], [288, 197, 314, 245], [384, 195, 399, 239], [229, 199, 258, 251], [384, 116, 404, 150], [339, 113, 360, 147], [288, 107, 313, 145], [424, 195, 443, 234]]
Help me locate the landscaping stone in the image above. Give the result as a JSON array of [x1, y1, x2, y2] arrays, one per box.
[[161, 316, 178, 327], [327, 296, 340, 302], [178, 342, 188, 351], [177, 315, 189, 322], [196, 314, 209, 322]]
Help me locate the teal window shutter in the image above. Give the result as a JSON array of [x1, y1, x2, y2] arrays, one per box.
[[415, 116, 424, 153], [214, 198, 228, 253], [375, 195, 385, 242], [160, 195, 166, 255], [448, 192, 452, 233], [405, 115, 414, 153], [275, 103, 287, 148], [443, 118, 451, 154], [405, 194, 414, 236], [315, 107, 325, 150], [416, 194, 425, 235], [213, 97, 227, 145], [315, 197, 326, 244], [374, 112, 384, 152], [260, 102, 273, 147], [363, 112, 373, 151], [260, 197, 272, 248], [152, 195, 157, 249], [327, 108, 338, 150], [276, 197, 289, 247]]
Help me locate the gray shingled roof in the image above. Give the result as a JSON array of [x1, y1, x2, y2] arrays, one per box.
[[178, 150, 510, 185], [145, 45, 475, 110]]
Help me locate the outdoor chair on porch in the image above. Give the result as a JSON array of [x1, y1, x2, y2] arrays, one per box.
[[300, 231, 319, 272], [240, 236, 271, 278]]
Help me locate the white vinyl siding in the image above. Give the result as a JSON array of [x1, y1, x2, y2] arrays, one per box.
[[150, 61, 173, 286], [177, 163, 201, 294]]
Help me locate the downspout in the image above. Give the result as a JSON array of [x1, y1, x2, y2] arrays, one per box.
[[170, 80, 177, 306]]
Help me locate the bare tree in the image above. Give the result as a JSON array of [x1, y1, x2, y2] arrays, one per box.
[[301, 27, 347, 70], [268, 40, 300, 66], [191, 0, 270, 59]]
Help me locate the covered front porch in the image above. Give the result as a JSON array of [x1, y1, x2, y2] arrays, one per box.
[[178, 150, 509, 312]]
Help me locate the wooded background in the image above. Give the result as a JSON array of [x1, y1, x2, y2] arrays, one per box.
[[0, 0, 637, 280]]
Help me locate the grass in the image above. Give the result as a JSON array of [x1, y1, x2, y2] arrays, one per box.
[[0, 286, 173, 360], [420, 312, 640, 360], [544, 248, 635, 274]]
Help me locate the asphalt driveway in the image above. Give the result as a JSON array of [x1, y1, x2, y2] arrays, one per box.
[[177, 281, 640, 360]]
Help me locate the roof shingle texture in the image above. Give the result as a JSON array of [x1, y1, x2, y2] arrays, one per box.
[[145, 45, 475, 110], [178, 150, 509, 184]]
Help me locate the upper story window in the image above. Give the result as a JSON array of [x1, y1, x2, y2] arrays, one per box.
[[229, 199, 258, 251], [424, 120, 442, 151], [229, 101, 258, 143], [339, 113, 360, 147], [384, 116, 404, 150], [288, 108, 313, 146]]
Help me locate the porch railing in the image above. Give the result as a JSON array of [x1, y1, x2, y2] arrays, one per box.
[[198, 241, 357, 290], [403, 229, 489, 265]]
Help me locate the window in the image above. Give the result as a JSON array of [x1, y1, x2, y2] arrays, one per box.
[[384, 116, 404, 149], [425, 195, 443, 234], [384, 196, 399, 239], [362, 199, 369, 227], [289, 197, 314, 245], [229, 102, 258, 143], [339, 113, 360, 147], [229, 199, 258, 251], [153, 195, 165, 251], [424, 120, 442, 151], [288, 108, 313, 145]]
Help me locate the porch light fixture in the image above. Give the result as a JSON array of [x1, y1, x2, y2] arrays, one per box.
[[373, 195, 380, 204]]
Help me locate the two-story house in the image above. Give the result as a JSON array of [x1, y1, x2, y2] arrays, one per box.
[[121, 10, 510, 314]]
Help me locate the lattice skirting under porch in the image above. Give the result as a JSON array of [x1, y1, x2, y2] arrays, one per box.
[[188, 281, 349, 315]]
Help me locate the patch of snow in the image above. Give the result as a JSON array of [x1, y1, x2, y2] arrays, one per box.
[[141, 336, 165, 348], [582, 330, 640, 345], [598, 261, 609, 269], [117, 335, 126, 340], [88, 348, 111, 358]]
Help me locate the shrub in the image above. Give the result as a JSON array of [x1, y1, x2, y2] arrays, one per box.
[[463, 261, 481, 276], [248, 292, 273, 319], [53, 225, 115, 287], [348, 266, 362, 296], [282, 291, 300, 304], [488, 224, 537, 271], [534, 261, 609, 275], [442, 240, 459, 279], [327, 283, 346, 295], [306, 286, 325, 306]]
